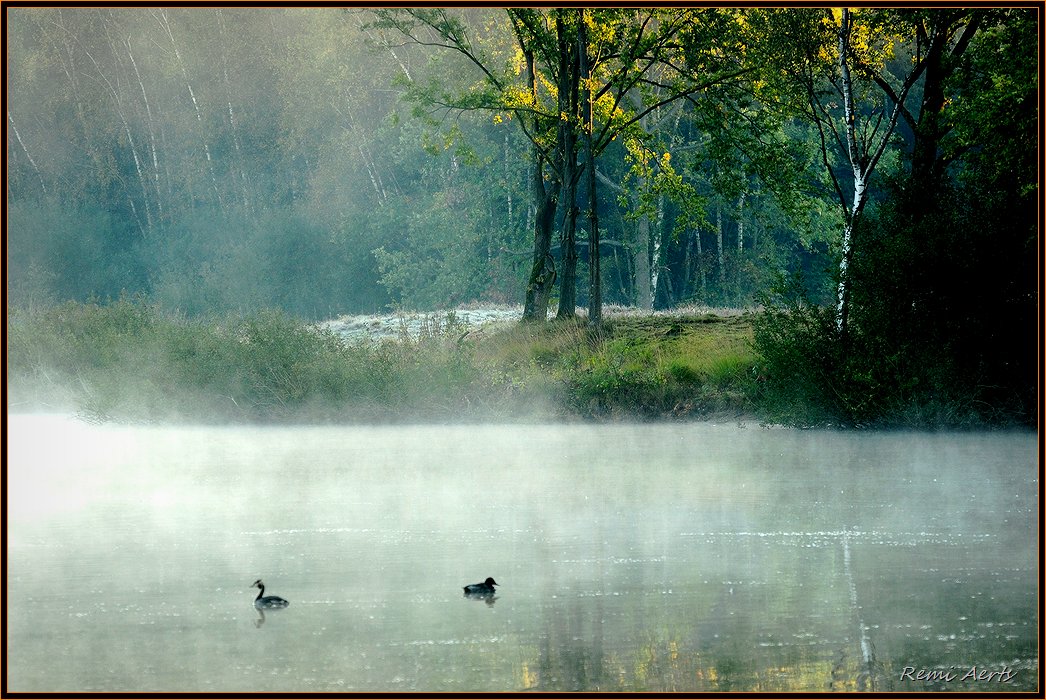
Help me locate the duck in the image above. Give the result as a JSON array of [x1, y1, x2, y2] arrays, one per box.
[[463, 577, 498, 596], [252, 579, 289, 609]]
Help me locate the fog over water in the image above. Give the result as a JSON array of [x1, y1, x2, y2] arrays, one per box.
[[7, 415, 1037, 692]]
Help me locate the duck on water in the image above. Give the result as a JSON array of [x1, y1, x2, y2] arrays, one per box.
[[463, 577, 498, 596], [252, 579, 289, 609]]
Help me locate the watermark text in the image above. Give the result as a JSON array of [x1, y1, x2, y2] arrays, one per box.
[[899, 665, 1017, 684]]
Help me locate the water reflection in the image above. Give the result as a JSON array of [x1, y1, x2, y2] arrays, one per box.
[[464, 593, 498, 607], [6, 418, 1037, 692], [252, 605, 289, 628], [531, 601, 607, 691]]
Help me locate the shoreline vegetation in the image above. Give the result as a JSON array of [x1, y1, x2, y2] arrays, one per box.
[[7, 298, 1033, 430]]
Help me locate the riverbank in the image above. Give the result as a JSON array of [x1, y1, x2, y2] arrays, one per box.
[[7, 299, 1029, 428], [8, 300, 762, 425]]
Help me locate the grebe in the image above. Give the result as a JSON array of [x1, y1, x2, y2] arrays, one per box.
[[252, 579, 289, 609]]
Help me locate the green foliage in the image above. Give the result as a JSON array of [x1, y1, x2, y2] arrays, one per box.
[[476, 314, 759, 418], [752, 274, 849, 426], [145, 206, 385, 319], [8, 299, 355, 421], [7, 199, 145, 308], [371, 148, 526, 310]]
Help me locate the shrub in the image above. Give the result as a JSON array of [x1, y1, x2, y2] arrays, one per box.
[[752, 274, 845, 426]]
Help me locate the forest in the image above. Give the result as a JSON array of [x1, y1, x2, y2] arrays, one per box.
[[6, 7, 1038, 426]]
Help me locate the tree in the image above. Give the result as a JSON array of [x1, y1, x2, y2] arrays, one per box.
[[751, 7, 1037, 425], [371, 8, 565, 320], [579, 11, 601, 326], [372, 8, 754, 321], [765, 8, 997, 341]]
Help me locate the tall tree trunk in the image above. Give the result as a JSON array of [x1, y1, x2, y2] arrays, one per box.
[[736, 192, 745, 256], [521, 44, 558, 322], [652, 194, 665, 307], [504, 133, 514, 233], [555, 10, 580, 319], [836, 9, 867, 341], [595, 168, 640, 308], [122, 34, 164, 223], [156, 8, 224, 211], [736, 191, 746, 304], [685, 227, 707, 302], [522, 155, 559, 321], [682, 228, 693, 299], [556, 164, 579, 319], [650, 205, 664, 308], [696, 228, 706, 300], [809, 9, 925, 341], [81, 19, 152, 235], [716, 206, 725, 296], [579, 12, 601, 327], [910, 13, 982, 190], [216, 9, 253, 214], [635, 213, 652, 310], [338, 100, 389, 206]]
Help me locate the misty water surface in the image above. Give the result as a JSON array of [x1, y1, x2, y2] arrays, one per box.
[[7, 415, 1037, 692]]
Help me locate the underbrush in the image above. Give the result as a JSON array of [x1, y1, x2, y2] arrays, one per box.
[[751, 274, 1034, 429], [8, 300, 761, 424], [474, 313, 759, 419], [14, 297, 1027, 428], [8, 300, 496, 423]]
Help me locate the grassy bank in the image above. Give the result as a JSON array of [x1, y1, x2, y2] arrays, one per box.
[[7, 300, 760, 424], [10, 299, 1030, 427]]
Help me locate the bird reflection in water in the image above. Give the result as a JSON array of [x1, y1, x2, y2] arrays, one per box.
[[254, 608, 266, 628], [464, 592, 498, 606]]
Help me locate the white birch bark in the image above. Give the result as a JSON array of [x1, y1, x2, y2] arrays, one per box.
[[650, 195, 664, 307], [123, 35, 163, 221], [831, 8, 921, 336], [736, 191, 746, 304], [7, 112, 47, 196], [216, 9, 252, 213], [155, 8, 223, 209], [334, 100, 388, 205], [736, 191, 746, 256], [836, 9, 861, 334], [77, 24, 153, 234]]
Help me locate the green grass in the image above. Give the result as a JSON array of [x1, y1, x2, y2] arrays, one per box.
[[472, 313, 759, 419], [7, 300, 758, 424], [13, 298, 1021, 427]]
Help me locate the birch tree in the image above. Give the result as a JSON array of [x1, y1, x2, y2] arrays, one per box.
[[768, 8, 990, 340], [154, 8, 224, 211]]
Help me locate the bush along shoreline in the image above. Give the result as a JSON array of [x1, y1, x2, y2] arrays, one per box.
[[6, 299, 1034, 429]]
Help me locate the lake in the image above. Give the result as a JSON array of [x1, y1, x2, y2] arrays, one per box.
[[6, 415, 1038, 692]]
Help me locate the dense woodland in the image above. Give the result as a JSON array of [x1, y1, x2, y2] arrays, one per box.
[[6, 8, 1038, 425]]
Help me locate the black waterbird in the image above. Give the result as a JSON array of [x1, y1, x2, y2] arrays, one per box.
[[463, 577, 498, 596], [252, 579, 290, 609]]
